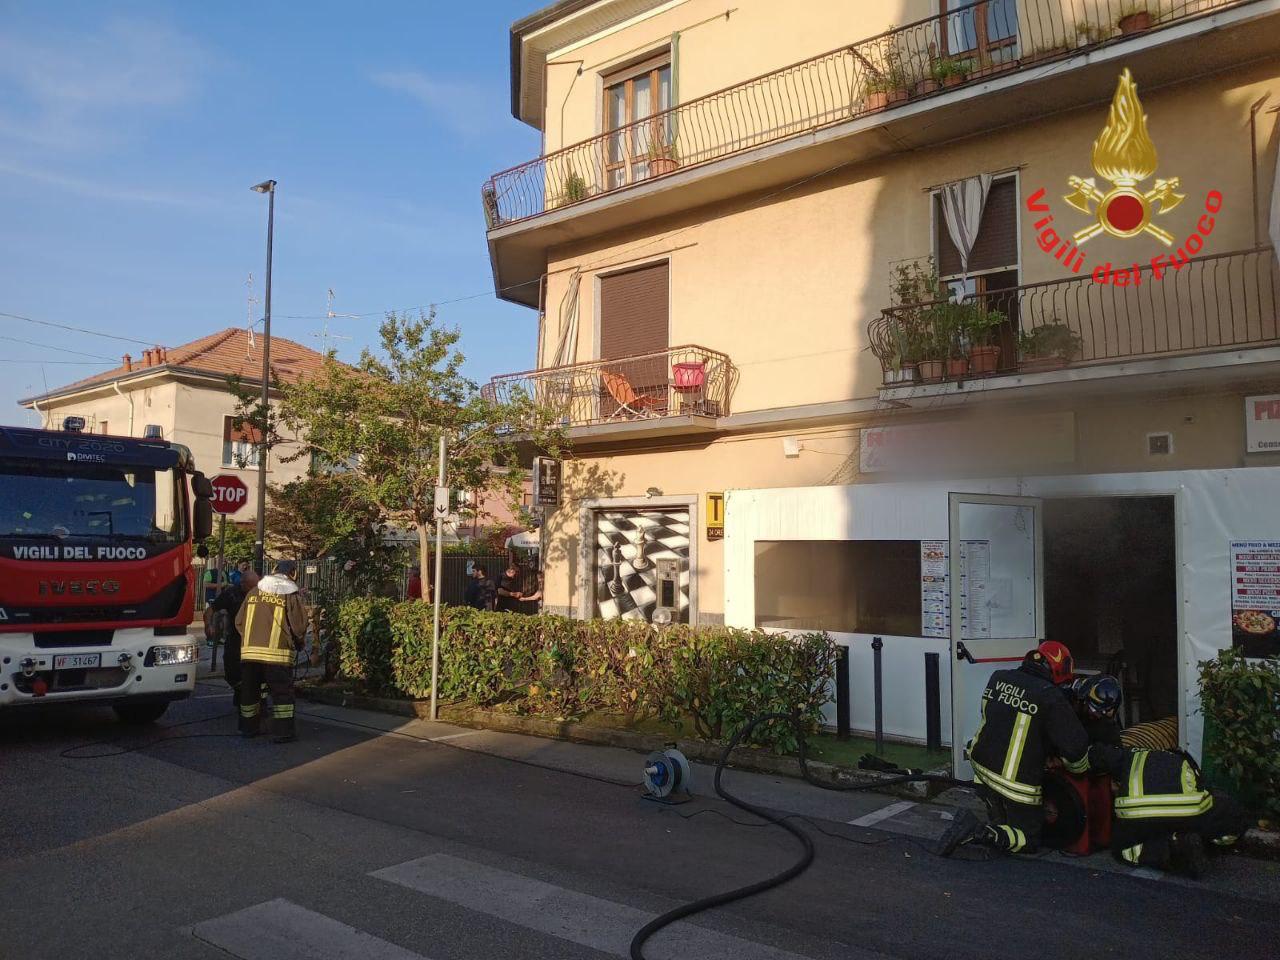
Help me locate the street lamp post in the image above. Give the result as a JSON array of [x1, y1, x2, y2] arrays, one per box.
[[251, 179, 276, 575]]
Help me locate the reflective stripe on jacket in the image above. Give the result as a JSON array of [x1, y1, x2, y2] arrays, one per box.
[[1091, 745, 1214, 820]]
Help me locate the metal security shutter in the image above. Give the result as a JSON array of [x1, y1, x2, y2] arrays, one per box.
[[599, 261, 669, 360], [936, 177, 1018, 277]]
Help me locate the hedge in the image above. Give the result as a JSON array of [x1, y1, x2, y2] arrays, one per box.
[[334, 600, 838, 752], [1199, 649, 1280, 820]]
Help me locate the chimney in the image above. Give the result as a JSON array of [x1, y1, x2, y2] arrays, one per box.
[[143, 349, 154, 366], [157, 346, 167, 363], [122, 353, 133, 371]]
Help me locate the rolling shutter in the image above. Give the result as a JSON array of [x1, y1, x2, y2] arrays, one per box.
[[599, 261, 669, 360], [937, 177, 1018, 277]]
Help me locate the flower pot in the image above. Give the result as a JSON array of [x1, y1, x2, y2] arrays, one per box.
[[946, 357, 969, 378], [918, 359, 945, 381], [885, 363, 918, 385], [865, 90, 889, 111], [969, 345, 1002, 375], [1019, 355, 1068, 373], [1118, 11, 1152, 34], [649, 157, 679, 176], [943, 73, 967, 88], [915, 78, 940, 96], [887, 85, 910, 105]]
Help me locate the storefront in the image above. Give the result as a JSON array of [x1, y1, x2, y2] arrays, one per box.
[[724, 466, 1280, 766]]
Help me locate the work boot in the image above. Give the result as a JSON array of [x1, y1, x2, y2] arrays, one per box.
[[1170, 833, 1207, 880], [936, 810, 985, 857]]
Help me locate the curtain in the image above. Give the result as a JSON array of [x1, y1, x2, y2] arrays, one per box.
[[940, 173, 993, 277], [551, 269, 582, 367], [1269, 131, 1280, 260]]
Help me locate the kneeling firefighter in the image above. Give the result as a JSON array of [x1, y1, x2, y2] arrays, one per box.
[[940, 641, 1090, 856], [1087, 743, 1251, 877], [235, 559, 308, 742]]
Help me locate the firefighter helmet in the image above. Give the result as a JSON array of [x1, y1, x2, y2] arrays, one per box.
[[1037, 641, 1075, 685], [1080, 674, 1123, 719]]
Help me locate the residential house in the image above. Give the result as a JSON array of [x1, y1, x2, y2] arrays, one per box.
[[482, 0, 1280, 763]]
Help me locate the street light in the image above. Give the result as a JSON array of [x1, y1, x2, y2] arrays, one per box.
[[251, 179, 276, 575]]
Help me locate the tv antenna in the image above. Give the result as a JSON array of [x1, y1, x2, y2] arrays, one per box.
[[245, 273, 260, 351], [314, 288, 355, 354]]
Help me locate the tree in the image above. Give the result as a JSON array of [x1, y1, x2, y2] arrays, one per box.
[[199, 522, 256, 566], [265, 472, 367, 565], [278, 310, 564, 595]]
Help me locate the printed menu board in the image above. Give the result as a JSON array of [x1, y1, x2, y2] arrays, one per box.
[[920, 540, 949, 639], [1230, 541, 1280, 658]]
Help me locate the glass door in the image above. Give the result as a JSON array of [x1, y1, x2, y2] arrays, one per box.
[[603, 56, 672, 189], [949, 493, 1043, 776]]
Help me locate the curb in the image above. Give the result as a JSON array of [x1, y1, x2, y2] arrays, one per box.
[[296, 684, 944, 801]]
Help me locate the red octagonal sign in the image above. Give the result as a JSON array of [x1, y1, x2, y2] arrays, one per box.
[[209, 474, 250, 515]]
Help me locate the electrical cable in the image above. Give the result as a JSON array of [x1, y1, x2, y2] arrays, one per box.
[[629, 712, 965, 960], [58, 709, 241, 759]]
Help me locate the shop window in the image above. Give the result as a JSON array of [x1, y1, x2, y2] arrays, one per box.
[[754, 540, 922, 636]]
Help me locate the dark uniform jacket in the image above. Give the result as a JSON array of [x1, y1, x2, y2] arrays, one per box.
[[967, 658, 1090, 806], [1088, 744, 1213, 821], [235, 574, 308, 665]]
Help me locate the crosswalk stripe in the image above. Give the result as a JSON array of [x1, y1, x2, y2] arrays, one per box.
[[374, 853, 813, 960], [847, 800, 916, 828], [192, 898, 433, 960]]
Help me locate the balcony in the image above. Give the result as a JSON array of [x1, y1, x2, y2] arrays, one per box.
[[484, 0, 1266, 231], [485, 345, 735, 442], [868, 246, 1280, 396]]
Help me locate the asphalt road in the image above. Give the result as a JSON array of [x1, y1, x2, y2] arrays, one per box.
[[2, 680, 1278, 960]]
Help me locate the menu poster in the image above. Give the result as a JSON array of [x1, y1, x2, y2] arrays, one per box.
[[920, 540, 949, 639], [1230, 541, 1280, 658], [958, 540, 991, 640]]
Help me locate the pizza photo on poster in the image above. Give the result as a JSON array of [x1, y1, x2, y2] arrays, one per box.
[[1229, 541, 1280, 658]]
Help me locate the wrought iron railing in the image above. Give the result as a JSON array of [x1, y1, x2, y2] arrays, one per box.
[[485, 345, 735, 428], [868, 246, 1280, 386], [482, 0, 1257, 227]]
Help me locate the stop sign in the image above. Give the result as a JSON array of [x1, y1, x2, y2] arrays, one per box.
[[209, 474, 250, 515]]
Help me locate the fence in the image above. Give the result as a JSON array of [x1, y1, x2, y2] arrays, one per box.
[[482, 0, 1256, 226]]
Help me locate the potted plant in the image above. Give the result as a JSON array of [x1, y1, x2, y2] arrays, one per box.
[[1074, 21, 1111, 47], [562, 171, 588, 203], [964, 303, 1006, 374], [938, 303, 969, 378], [916, 318, 947, 382], [865, 64, 912, 110], [481, 183, 501, 228], [1117, 4, 1153, 35], [884, 321, 921, 385], [1017, 320, 1082, 372], [647, 139, 680, 177], [935, 56, 975, 88]]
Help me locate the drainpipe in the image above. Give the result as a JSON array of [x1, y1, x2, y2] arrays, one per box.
[[113, 381, 135, 437]]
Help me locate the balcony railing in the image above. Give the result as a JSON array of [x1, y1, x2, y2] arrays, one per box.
[[482, 0, 1257, 227], [868, 246, 1280, 387], [485, 345, 735, 429]]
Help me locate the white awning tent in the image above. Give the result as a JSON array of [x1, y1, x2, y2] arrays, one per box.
[[505, 530, 541, 552]]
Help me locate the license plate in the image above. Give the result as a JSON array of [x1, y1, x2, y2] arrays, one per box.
[[54, 653, 101, 670]]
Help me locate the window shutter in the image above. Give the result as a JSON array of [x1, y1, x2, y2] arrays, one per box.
[[936, 177, 1018, 277], [599, 261, 669, 360]]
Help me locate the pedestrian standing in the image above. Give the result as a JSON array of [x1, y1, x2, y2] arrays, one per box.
[[465, 563, 497, 610], [235, 559, 308, 743], [495, 562, 524, 613], [406, 565, 423, 601]]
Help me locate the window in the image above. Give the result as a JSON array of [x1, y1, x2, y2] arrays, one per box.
[[603, 53, 673, 188], [942, 0, 1019, 63], [222, 415, 262, 468], [935, 175, 1020, 367], [1, 460, 185, 542], [754, 540, 923, 636], [99, 421, 109, 435]]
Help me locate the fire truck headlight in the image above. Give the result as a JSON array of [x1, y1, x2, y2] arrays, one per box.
[[146, 644, 196, 667]]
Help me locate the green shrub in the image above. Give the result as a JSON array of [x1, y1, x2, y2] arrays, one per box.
[[1199, 649, 1280, 819], [336, 596, 396, 693]]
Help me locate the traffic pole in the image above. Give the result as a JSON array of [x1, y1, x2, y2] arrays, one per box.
[[213, 514, 227, 671], [430, 434, 446, 722]]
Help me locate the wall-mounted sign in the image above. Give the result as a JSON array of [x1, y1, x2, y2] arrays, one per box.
[[1230, 540, 1280, 658], [533, 457, 562, 507], [706, 492, 724, 541], [1245, 395, 1280, 454], [920, 540, 949, 639]]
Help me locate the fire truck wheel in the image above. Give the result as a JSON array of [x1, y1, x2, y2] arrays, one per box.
[[113, 702, 169, 725]]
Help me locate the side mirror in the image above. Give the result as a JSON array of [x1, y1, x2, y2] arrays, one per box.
[[191, 471, 214, 499], [194, 497, 214, 541]]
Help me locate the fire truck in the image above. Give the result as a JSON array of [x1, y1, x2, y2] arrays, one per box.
[[0, 418, 214, 723]]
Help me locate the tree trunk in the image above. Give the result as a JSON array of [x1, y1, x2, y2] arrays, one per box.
[[417, 519, 432, 603]]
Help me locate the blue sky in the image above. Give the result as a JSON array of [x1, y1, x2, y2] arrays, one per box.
[[0, 0, 542, 424]]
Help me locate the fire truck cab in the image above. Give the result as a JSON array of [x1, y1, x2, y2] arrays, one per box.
[[0, 419, 214, 723]]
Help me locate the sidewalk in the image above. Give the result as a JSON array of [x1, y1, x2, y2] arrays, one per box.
[[291, 698, 1280, 904]]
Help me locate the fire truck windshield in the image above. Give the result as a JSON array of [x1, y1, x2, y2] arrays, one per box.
[[1, 460, 186, 542]]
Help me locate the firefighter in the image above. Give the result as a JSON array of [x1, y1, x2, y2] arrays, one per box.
[[1068, 674, 1124, 746], [939, 641, 1090, 857], [234, 559, 308, 743], [203, 567, 258, 709], [1087, 743, 1252, 878]]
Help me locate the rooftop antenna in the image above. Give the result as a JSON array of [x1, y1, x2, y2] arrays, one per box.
[[313, 288, 354, 354], [245, 273, 260, 352]]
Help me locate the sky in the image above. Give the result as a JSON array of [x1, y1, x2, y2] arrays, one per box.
[[0, 0, 543, 425]]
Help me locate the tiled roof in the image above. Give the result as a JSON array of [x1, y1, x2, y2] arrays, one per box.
[[22, 327, 339, 404]]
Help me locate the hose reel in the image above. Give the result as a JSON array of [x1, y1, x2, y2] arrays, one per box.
[[642, 747, 692, 803]]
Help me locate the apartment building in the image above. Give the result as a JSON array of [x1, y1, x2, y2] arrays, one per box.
[[19, 328, 327, 527], [483, 0, 1280, 765]]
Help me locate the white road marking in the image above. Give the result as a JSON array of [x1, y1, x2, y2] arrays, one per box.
[[191, 898, 432, 960], [429, 731, 483, 742], [373, 853, 816, 960], [848, 800, 916, 827]]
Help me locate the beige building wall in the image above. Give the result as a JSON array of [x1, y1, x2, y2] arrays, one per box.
[[35, 379, 179, 442], [538, 57, 1275, 412]]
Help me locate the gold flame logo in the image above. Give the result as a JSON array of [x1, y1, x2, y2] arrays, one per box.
[[1064, 69, 1183, 245]]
